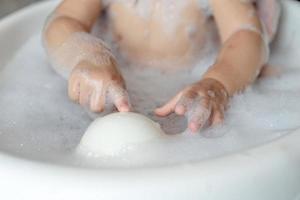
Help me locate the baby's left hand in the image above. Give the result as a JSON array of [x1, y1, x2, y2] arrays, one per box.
[[155, 78, 229, 133]]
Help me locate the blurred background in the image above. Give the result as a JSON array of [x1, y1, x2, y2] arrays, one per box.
[[0, 0, 300, 19], [0, 0, 40, 18]]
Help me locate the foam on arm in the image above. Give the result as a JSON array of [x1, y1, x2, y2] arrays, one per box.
[[43, 0, 109, 78], [203, 0, 273, 96]]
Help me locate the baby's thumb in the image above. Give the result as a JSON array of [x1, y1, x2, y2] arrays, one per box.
[[155, 92, 182, 117]]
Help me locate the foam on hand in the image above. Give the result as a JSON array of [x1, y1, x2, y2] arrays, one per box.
[[1, 32, 300, 168], [77, 112, 165, 157]]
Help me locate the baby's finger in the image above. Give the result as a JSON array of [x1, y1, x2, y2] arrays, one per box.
[[210, 108, 224, 127], [90, 89, 106, 112], [68, 76, 80, 102], [175, 96, 193, 116], [109, 84, 131, 112], [79, 82, 92, 106], [155, 92, 182, 117], [187, 100, 212, 133], [115, 97, 131, 112]]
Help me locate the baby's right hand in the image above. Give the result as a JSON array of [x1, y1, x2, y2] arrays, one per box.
[[68, 59, 131, 113]]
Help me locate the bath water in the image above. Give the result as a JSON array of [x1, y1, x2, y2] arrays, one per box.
[[0, 34, 299, 168]]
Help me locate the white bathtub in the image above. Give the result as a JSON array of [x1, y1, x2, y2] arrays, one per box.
[[0, 0, 300, 199]]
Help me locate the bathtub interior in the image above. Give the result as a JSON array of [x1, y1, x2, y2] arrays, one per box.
[[0, 0, 300, 169]]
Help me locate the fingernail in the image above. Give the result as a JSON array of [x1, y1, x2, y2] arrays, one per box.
[[119, 105, 130, 112], [175, 105, 186, 115], [154, 108, 161, 114], [189, 122, 200, 134]]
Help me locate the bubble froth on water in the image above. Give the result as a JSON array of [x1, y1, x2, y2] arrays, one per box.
[[0, 34, 299, 168]]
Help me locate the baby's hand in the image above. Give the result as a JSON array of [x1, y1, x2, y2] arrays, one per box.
[[68, 59, 131, 113], [155, 78, 229, 133]]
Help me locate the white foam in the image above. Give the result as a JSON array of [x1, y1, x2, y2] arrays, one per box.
[[77, 112, 165, 157], [0, 34, 299, 168], [46, 31, 114, 79]]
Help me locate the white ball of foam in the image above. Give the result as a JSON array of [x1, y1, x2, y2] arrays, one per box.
[[77, 112, 165, 156]]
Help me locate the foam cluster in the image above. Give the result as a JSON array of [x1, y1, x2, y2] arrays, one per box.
[[0, 32, 299, 167], [77, 112, 165, 157]]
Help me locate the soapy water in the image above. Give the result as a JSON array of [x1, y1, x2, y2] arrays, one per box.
[[0, 34, 299, 168]]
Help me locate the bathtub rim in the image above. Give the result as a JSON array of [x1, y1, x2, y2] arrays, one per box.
[[0, 0, 299, 196]]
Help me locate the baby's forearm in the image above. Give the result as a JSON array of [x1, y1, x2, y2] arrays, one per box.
[[203, 30, 267, 96], [42, 0, 103, 78], [43, 0, 101, 50], [205, 0, 272, 96]]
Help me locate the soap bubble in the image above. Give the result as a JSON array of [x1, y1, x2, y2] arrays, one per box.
[[0, 32, 299, 168]]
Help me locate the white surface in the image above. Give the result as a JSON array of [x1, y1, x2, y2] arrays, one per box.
[[0, 33, 298, 168], [77, 112, 165, 156], [0, 0, 299, 199]]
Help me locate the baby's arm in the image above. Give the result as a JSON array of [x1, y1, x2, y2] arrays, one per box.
[[156, 0, 275, 133], [203, 0, 269, 95], [44, 0, 101, 53], [43, 0, 130, 112]]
